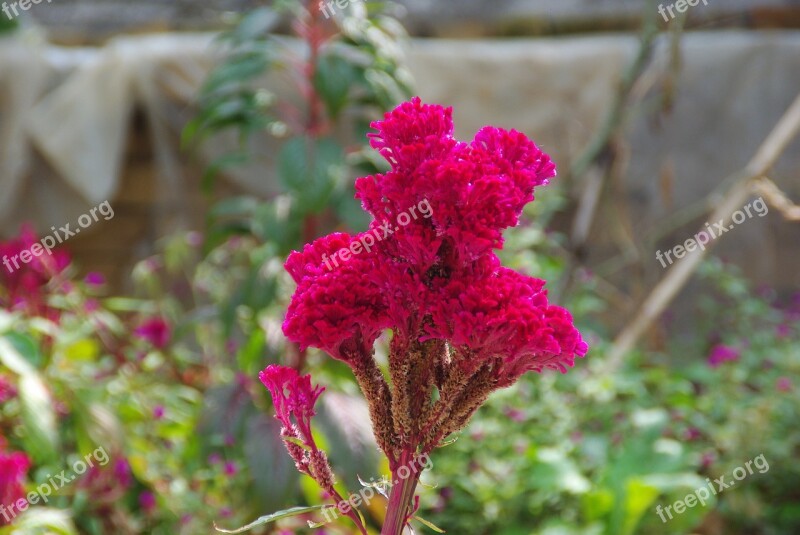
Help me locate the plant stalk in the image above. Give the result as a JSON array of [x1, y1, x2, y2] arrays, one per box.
[[381, 452, 420, 535]]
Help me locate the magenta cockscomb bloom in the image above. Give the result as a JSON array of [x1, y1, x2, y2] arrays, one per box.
[[284, 98, 586, 453], [0, 375, 16, 403], [0, 224, 71, 318], [134, 317, 171, 349], [0, 446, 30, 526], [259, 365, 324, 438], [259, 364, 366, 533], [259, 365, 329, 479], [270, 98, 587, 535], [707, 344, 740, 368]]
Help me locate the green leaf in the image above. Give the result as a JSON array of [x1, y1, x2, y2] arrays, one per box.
[[2, 332, 43, 368], [314, 53, 357, 120], [413, 515, 447, 533], [0, 335, 37, 375], [223, 8, 279, 44], [236, 329, 266, 376], [18, 374, 60, 464], [620, 479, 660, 535], [214, 505, 328, 534], [64, 339, 100, 362], [277, 136, 343, 211], [210, 196, 261, 219], [202, 153, 251, 193], [8, 507, 78, 534]]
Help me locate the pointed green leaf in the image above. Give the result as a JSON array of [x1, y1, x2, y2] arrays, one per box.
[[215, 505, 328, 533], [412, 515, 446, 533], [18, 374, 60, 464]]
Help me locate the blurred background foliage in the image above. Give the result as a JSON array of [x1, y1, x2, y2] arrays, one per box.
[[0, 0, 798, 534]]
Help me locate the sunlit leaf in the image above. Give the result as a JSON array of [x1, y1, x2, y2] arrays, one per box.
[[214, 505, 327, 534]]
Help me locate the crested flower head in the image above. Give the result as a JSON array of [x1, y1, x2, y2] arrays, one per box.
[[0, 445, 30, 525], [134, 317, 171, 349], [0, 375, 16, 403], [259, 365, 336, 491], [283, 97, 587, 381], [0, 224, 71, 318], [259, 364, 324, 431]]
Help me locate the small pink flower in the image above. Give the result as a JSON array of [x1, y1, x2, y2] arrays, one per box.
[[224, 461, 237, 476], [153, 406, 165, 420], [0, 375, 17, 403], [84, 272, 106, 286], [504, 408, 526, 423], [259, 365, 335, 490], [139, 491, 157, 513], [134, 317, 171, 349], [684, 427, 702, 441], [776, 377, 792, 392], [114, 459, 133, 488], [701, 451, 716, 469], [259, 365, 324, 436], [707, 344, 740, 368], [208, 453, 222, 465]]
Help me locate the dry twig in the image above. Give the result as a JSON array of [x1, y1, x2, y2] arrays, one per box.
[[607, 92, 800, 368]]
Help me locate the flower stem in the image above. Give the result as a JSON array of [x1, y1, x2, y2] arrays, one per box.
[[381, 452, 420, 535]]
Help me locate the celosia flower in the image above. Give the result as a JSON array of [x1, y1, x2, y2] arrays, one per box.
[[259, 365, 331, 484], [283, 98, 586, 457], [707, 344, 740, 368], [259, 365, 324, 436], [273, 98, 588, 534], [0, 446, 30, 526], [134, 317, 171, 349], [0, 224, 71, 318], [0, 375, 16, 403], [259, 365, 366, 532]]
